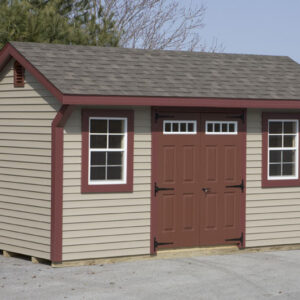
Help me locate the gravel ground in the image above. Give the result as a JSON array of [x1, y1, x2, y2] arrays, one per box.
[[1, 250, 300, 300]]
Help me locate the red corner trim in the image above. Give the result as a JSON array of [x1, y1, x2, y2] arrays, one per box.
[[0, 43, 63, 102], [81, 109, 134, 193], [51, 105, 73, 263], [262, 112, 300, 188]]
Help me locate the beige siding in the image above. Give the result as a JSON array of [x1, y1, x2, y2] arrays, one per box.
[[246, 109, 300, 247], [0, 59, 60, 259], [62, 106, 151, 261]]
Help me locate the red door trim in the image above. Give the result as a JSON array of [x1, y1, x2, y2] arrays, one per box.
[[150, 107, 247, 253], [51, 105, 74, 263]]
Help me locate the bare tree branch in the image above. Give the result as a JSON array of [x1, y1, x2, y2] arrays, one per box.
[[97, 0, 223, 51]]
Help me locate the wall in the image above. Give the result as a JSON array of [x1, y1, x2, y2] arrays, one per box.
[[246, 108, 300, 247], [0, 59, 60, 259], [62, 106, 151, 260]]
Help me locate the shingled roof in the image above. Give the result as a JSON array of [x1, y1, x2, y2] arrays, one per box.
[[8, 41, 300, 100]]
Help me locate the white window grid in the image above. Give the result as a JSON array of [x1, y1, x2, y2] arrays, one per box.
[[205, 121, 238, 135], [268, 119, 299, 180], [88, 117, 128, 185], [163, 120, 197, 135]]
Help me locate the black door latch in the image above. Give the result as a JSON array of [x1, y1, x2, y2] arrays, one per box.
[[154, 237, 174, 250], [155, 182, 174, 196], [226, 179, 244, 192]]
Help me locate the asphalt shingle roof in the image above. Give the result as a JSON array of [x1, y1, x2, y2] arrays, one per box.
[[10, 41, 300, 100]]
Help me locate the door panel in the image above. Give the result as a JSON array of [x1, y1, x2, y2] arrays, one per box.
[[154, 113, 201, 249]]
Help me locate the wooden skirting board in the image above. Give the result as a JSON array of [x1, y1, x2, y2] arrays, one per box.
[[2, 244, 300, 268]]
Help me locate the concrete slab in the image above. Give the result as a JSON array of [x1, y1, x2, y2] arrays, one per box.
[[1, 249, 300, 300]]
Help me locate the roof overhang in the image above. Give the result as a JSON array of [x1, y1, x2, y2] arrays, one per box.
[[1, 42, 300, 109]]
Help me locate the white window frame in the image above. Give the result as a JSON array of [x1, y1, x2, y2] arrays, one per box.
[[163, 120, 197, 135], [205, 121, 238, 135], [267, 119, 299, 180], [88, 117, 128, 185]]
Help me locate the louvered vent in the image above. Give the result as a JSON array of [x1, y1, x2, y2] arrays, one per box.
[[14, 61, 24, 87]]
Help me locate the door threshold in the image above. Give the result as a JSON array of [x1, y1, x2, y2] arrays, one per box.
[[156, 245, 239, 258]]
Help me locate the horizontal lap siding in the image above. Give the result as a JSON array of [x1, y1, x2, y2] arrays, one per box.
[[0, 60, 60, 259], [246, 109, 300, 247], [63, 106, 151, 261]]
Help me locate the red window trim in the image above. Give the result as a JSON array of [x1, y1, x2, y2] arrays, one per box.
[[81, 109, 134, 193], [262, 112, 300, 187], [14, 61, 24, 87]]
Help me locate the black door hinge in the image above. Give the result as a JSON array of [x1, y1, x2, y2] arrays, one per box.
[[226, 179, 244, 193], [155, 182, 175, 196], [155, 112, 174, 123], [225, 232, 244, 245], [154, 237, 174, 250], [227, 111, 245, 123]]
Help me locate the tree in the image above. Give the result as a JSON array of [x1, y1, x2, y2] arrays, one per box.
[[98, 0, 222, 51], [0, 0, 120, 48]]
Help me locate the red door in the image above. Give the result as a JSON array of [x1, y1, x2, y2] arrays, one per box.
[[153, 112, 202, 249], [199, 113, 244, 245], [153, 110, 245, 250]]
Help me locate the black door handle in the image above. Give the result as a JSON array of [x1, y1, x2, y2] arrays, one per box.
[[202, 188, 209, 193], [155, 182, 174, 196]]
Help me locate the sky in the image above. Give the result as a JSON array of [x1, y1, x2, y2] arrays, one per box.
[[188, 0, 300, 62]]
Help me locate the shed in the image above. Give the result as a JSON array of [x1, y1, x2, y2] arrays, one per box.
[[1, 41, 300, 265]]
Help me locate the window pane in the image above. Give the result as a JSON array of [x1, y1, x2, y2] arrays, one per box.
[[284, 135, 296, 147], [283, 163, 295, 176], [207, 123, 213, 132], [215, 123, 220, 132], [165, 123, 171, 132], [270, 150, 281, 163], [180, 123, 187, 132], [229, 123, 235, 132], [269, 164, 281, 176], [90, 119, 107, 133], [107, 166, 122, 180], [109, 135, 123, 148], [173, 123, 179, 132], [269, 135, 282, 147], [222, 123, 227, 132], [90, 135, 107, 148], [283, 150, 295, 163], [91, 152, 106, 165], [109, 120, 124, 133], [107, 152, 122, 165], [284, 122, 297, 134], [269, 122, 282, 134], [188, 123, 194, 132], [90, 167, 105, 180]]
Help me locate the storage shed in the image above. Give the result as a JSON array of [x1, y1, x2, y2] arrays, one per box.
[[1, 41, 300, 265]]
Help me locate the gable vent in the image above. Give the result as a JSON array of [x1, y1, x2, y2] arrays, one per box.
[[14, 61, 25, 87]]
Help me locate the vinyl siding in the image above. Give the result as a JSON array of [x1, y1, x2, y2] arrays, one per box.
[[62, 106, 151, 261], [0, 59, 60, 259], [246, 109, 300, 247]]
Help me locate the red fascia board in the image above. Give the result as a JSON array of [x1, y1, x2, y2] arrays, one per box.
[[0, 43, 64, 102], [62, 95, 300, 109]]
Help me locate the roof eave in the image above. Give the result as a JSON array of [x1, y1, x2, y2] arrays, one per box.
[[0, 42, 64, 103]]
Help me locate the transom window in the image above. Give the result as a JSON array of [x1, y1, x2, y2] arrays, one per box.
[[89, 117, 127, 184], [206, 121, 238, 134], [163, 120, 197, 134], [268, 120, 298, 179]]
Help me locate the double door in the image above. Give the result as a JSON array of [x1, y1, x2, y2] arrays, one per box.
[[153, 110, 245, 249]]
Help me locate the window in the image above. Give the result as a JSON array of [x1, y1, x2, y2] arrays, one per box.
[[262, 113, 300, 187], [82, 110, 134, 193], [163, 120, 196, 134], [14, 61, 24, 87], [205, 121, 237, 134]]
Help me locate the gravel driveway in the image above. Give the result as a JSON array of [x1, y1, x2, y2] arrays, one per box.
[[1, 250, 300, 300]]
